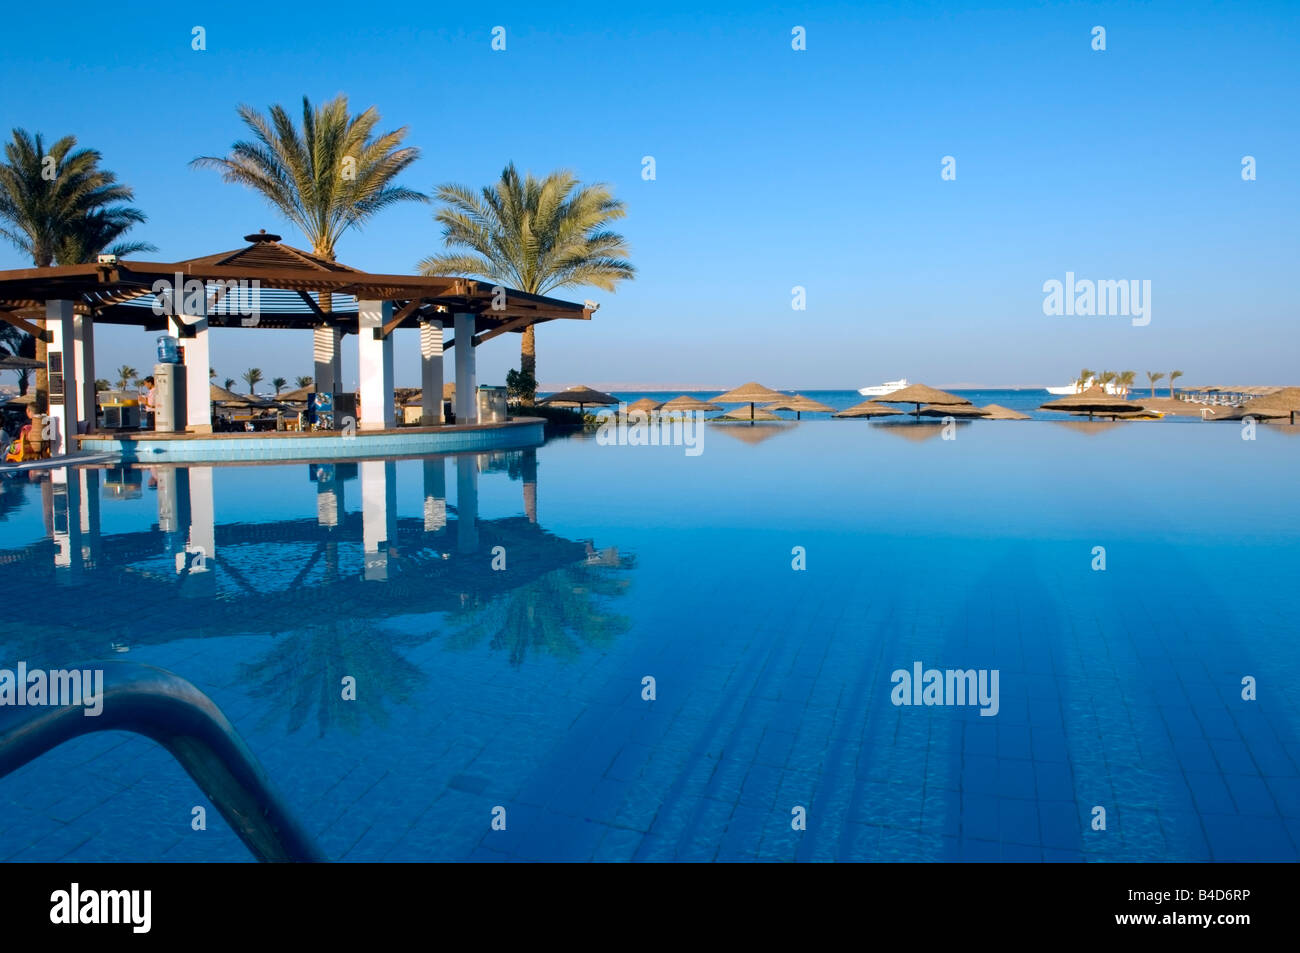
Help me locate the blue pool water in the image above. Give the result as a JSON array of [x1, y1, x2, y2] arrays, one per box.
[[0, 419, 1297, 861]]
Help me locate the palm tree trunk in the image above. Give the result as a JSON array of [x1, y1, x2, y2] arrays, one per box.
[[520, 325, 537, 402], [34, 325, 47, 413]]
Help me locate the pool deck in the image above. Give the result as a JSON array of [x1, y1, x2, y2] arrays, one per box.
[[74, 417, 545, 463]]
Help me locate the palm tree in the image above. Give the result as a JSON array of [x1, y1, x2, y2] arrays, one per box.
[[295, 375, 313, 388], [420, 162, 635, 402], [1077, 368, 1094, 392], [0, 129, 151, 409], [272, 377, 286, 394], [115, 365, 137, 389], [242, 368, 263, 395], [1168, 369, 1183, 398], [1147, 371, 1165, 397], [1117, 370, 1136, 396], [1097, 370, 1116, 393], [223, 378, 236, 391], [0, 322, 31, 394], [191, 94, 425, 296]]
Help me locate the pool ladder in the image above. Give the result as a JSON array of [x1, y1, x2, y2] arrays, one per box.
[[0, 661, 326, 862]]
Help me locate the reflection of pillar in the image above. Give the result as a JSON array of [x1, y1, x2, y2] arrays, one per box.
[[420, 319, 444, 425], [73, 314, 96, 433], [362, 459, 397, 580], [521, 448, 538, 523], [156, 467, 190, 565], [79, 468, 101, 565], [52, 468, 75, 572], [357, 300, 396, 430], [45, 300, 76, 454], [317, 467, 343, 528], [184, 466, 215, 590], [313, 325, 341, 396], [453, 312, 476, 423], [423, 457, 446, 532], [455, 454, 479, 554]]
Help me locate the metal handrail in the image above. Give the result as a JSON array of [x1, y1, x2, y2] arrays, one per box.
[[0, 660, 326, 862]]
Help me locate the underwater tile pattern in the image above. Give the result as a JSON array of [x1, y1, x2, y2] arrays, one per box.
[[0, 422, 1297, 861]]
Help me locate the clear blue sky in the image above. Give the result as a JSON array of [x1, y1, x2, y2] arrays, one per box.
[[2, 0, 1296, 389]]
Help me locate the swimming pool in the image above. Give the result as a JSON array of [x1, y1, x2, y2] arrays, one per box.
[[1, 419, 1297, 861]]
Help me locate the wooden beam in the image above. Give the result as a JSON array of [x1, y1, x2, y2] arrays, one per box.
[[377, 298, 423, 339], [473, 314, 534, 346], [0, 311, 51, 342], [295, 291, 324, 317]]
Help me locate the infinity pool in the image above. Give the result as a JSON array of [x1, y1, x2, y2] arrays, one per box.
[[1, 420, 1297, 861]]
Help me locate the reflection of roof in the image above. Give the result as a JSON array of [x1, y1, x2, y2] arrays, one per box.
[[0, 514, 602, 652]]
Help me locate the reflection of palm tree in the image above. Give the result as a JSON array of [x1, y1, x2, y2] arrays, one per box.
[[239, 618, 425, 738], [445, 547, 634, 667]]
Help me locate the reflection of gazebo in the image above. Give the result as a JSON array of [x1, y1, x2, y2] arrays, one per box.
[[0, 229, 594, 451], [762, 395, 834, 419]]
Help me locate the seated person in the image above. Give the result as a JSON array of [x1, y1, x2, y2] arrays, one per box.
[[4, 406, 41, 463]]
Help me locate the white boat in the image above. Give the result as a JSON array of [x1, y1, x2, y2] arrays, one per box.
[[1045, 377, 1127, 396], [857, 378, 909, 397]]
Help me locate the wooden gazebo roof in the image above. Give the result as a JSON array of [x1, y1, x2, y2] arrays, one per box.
[[0, 230, 594, 347]]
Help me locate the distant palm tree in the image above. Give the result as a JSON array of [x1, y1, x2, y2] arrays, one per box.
[[0, 322, 31, 395], [115, 365, 137, 389], [1077, 368, 1095, 392], [1168, 369, 1183, 397], [191, 95, 425, 302], [295, 375, 313, 388], [0, 128, 151, 409], [421, 162, 635, 402], [223, 378, 236, 391], [242, 368, 263, 395], [1117, 370, 1136, 396], [209, 367, 216, 379], [272, 377, 287, 394], [1147, 371, 1165, 396], [1097, 371, 1116, 392]]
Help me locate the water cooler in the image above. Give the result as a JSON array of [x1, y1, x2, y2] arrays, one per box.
[[153, 363, 187, 432]]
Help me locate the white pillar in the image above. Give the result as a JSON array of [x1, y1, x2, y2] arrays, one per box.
[[362, 459, 397, 580], [73, 313, 95, 433], [171, 305, 211, 433], [313, 326, 341, 394], [420, 319, 444, 425], [357, 300, 395, 430], [453, 312, 476, 424], [188, 466, 215, 569], [45, 300, 75, 455]]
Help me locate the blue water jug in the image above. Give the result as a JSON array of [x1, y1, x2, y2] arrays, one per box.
[[156, 335, 179, 364]]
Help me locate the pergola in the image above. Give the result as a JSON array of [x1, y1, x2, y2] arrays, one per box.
[[0, 230, 595, 452]]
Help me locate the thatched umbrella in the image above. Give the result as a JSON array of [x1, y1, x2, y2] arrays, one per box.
[[211, 383, 251, 405], [869, 382, 973, 417], [625, 397, 663, 416], [713, 407, 782, 422], [1040, 385, 1145, 420], [979, 404, 1030, 420], [833, 400, 904, 419], [660, 395, 716, 418], [917, 403, 989, 418], [277, 384, 313, 404], [0, 354, 41, 371], [537, 385, 619, 413], [1241, 386, 1300, 424], [709, 381, 786, 421], [762, 395, 835, 419]]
